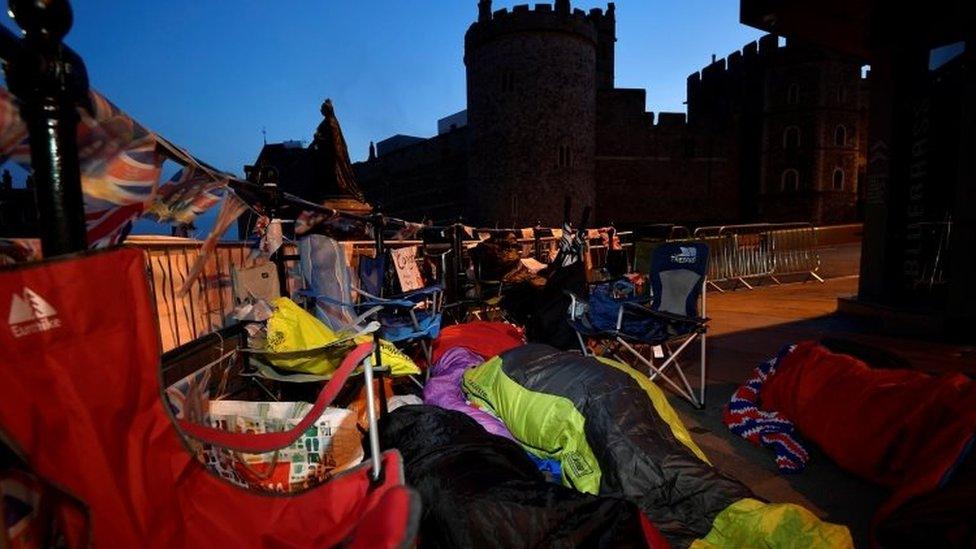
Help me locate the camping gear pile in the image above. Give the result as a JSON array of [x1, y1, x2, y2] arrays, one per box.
[[725, 341, 976, 547], [0, 30, 862, 544]]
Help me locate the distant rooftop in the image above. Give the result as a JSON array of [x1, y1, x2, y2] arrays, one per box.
[[376, 134, 427, 157]]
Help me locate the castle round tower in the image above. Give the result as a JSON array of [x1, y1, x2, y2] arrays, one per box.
[[465, 1, 602, 226]]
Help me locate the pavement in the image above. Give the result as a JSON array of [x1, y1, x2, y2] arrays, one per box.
[[660, 242, 974, 546]]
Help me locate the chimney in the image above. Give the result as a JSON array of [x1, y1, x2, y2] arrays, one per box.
[[555, 0, 570, 15]]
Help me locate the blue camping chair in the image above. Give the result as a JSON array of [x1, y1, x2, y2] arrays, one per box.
[[568, 241, 710, 407], [298, 235, 443, 369]]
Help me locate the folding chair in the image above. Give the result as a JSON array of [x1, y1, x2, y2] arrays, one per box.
[[569, 241, 710, 408], [299, 234, 444, 368]]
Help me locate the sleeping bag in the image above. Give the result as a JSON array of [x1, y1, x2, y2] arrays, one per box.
[[741, 341, 976, 545], [463, 344, 852, 548], [430, 320, 524, 364], [423, 347, 516, 441], [376, 405, 667, 548]]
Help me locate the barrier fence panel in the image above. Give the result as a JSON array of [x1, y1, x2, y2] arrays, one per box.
[[693, 222, 823, 291], [134, 221, 825, 349], [766, 223, 823, 282]]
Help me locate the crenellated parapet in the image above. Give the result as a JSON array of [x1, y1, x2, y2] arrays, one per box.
[[465, 2, 617, 56]]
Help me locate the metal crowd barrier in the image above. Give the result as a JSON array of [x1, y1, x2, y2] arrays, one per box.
[[692, 223, 822, 291]]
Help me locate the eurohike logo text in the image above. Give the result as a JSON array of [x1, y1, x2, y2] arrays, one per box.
[[8, 288, 61, 338]]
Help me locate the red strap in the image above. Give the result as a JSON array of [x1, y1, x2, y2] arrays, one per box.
[[176, 342, 375, 453]]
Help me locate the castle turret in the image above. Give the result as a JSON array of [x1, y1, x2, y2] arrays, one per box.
[[478, 0, 492, 22], [464, 2, 600, 225], [590, 3, 616, 90]]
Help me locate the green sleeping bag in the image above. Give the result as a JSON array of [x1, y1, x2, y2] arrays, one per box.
[[463, 343, 851, 548]]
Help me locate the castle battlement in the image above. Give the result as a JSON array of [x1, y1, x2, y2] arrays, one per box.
[[466, 2, 614, 53]]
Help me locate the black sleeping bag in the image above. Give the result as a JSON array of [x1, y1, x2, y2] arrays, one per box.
[[375, 405, 663, 548]]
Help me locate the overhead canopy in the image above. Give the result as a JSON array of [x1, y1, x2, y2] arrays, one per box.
[[740, 0, 971, 59]]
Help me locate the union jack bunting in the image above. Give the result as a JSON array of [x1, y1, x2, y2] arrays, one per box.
[[147, 165, 228, 225], [178, 191, 249, 296], [723, 344, 810, 473], [0, 86, 165, 248]]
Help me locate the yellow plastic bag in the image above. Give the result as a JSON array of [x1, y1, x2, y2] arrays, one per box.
[[264, 297, 420, 377]]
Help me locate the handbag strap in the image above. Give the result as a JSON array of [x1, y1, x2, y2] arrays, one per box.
[[175, 341, 375, 454]]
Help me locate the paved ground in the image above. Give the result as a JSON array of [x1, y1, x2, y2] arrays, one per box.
[[659, 242, 975, 545], [668, 276, 885, 547]]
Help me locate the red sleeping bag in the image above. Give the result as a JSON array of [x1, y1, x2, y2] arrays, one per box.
[[430, 320, 525, 363], [0, 248, 419, 547], [760, 341, 976, 525]]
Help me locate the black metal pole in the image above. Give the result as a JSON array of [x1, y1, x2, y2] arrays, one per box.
[[370, 212, 388, 416], [451, 220, 465, 305], [3, 0, 89, 256], [263, 184, 291, 298]]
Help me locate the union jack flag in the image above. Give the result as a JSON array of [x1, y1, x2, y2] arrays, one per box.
[[723, 344, 810, 473], [1, 87, 165, 248], [147, 165, 228, 225]]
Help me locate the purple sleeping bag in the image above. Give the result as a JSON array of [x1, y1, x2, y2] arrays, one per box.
[[423, 347, 516, 441]]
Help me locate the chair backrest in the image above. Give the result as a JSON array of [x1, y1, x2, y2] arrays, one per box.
[[299, 234, 356, 331], [231, 262, 280, 305], [649, 241, 709, 318], [357, 253, 386, 297]]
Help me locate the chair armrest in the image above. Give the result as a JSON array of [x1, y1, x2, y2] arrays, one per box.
[[620, 301, 708, 325], [356, 285, 443, 307], [563, 290, 586, 321], [296, 290, 358, 309]]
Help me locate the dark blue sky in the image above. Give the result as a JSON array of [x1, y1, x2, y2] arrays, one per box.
[[2, 1, 763, 236], [4, 0, 764, 172]]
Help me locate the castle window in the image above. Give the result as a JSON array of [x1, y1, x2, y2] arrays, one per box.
[[787, 83, 800, 105], [832, 168, 845, 190], [781, 169, 799, 192], [834, 125, 847, 146], [783, 126, 801, 149], [836, 85, 848, 104], [557, 145, 572, 168], [501, 70, 517, 94]]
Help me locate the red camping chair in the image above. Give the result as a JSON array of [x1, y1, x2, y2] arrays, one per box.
[[0, 248, 419, 547]]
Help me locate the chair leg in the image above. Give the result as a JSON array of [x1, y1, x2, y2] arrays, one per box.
[[616, 338, 697, 405], [576, 331, 591, 356], [699, 332, 707, 409], [657, 336, 700, 407]]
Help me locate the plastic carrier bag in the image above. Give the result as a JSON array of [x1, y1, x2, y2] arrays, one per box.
[[263, 297, 420, 377]]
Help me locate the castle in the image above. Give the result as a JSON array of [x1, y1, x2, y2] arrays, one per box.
[[352, 0, 869, 227]]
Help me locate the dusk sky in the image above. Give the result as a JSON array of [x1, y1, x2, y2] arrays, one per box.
[[2, 1, 763, 237], [3, 0, 762, 174]]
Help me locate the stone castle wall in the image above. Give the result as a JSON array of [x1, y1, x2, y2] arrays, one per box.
[[465, 4, 599, 226]]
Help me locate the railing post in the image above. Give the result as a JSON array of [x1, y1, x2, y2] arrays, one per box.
[[3, 0, 89, 256]]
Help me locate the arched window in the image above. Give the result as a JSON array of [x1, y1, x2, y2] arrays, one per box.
[[832, 168, 845, 190], [781, 169, 799, 192], [783, 126, 801, 149], [787, 83, 800, 105], [556, 145, 572, 168], [834, 125, 847, 147], [501, 70, 517, 94]]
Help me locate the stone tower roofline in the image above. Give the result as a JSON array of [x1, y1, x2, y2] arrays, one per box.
[[686, 33, 869, 89], [465, 2, 615, 58]]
